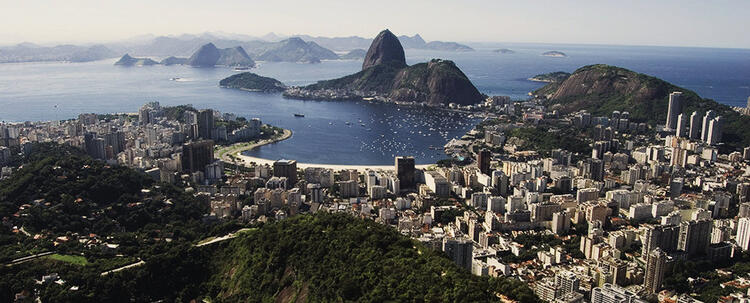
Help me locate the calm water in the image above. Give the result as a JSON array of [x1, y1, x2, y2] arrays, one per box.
[[1, 43, 749, 164]]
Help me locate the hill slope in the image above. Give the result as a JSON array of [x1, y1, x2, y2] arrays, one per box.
[[534, 64, 750, 150], [207, 213, 537, 302]]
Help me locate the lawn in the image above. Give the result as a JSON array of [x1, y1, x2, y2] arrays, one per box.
[[46, 253, 89, 266]]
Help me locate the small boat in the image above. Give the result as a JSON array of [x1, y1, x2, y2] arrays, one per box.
[[293, 113, 305, 117]]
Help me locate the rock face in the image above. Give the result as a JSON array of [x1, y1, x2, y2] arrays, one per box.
[[390, 59, 483, 106], [362, 29, 407, 70], [187, 43, 221, 67], [217, 46, 255, 67], [285, 29, 483, 106], [114, 54, 159, 66]]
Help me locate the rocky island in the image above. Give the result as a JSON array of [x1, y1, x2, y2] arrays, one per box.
[[254, 37, 338, 63], [219, 72, 286, 92], [187, 43, 255, 68], [114, 54, 159, 66], [493, 48, 515, 54], [339, 48, 367, 59], [283, 29, 484, 106], [159, 56, 188, 65], [542, 51, 567, 57]]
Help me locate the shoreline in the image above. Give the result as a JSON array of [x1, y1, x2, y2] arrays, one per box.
[[217, 127, 434, 171]]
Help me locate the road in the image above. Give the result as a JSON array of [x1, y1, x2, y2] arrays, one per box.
[[100, 260, 145, 276]]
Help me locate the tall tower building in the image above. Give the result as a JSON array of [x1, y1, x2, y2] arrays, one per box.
[[688, 111, 701, 140], [643, 248, 667, 294], [395, 156, 415, 191], [198, 109, 215, 140], [678, 220, 712, 257], [666, 92, 683, 130], [707, 116, 723, 145], [737, 217, 750, 251], [181, 140, 214, 173], [273, 159, 298, 187], [641, 224, 680, 255], [477, 149, 491, 175], [701, 110, 717, 142], [675, 113, 687, 138], [442, 237, 473, 271]]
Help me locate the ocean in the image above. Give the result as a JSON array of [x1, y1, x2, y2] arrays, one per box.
[[0, 43, 748, 164]]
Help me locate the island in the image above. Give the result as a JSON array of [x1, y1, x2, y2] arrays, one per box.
[[187, 43, 255, 68], [219, 72, 287, 92], [282, 29, 484, 106], [542, 51, 567, 57], [254, 37, 338, 63], [339, 48, 367, 59], [159, 56, 188, 65], [493, 48, 515, 54], [528, 71, 571, 83], [114, 54, 159, 66]]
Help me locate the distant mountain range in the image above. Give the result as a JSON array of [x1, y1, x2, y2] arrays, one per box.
[[0, 43, 118, 63], [0, 32, 474, 64]]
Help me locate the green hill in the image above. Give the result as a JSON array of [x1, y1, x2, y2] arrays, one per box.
[[205, 213, 538, 302], [534, 64, 750, 151], [219, 72, 286, 92]]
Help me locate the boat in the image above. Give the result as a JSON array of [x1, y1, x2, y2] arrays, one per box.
[[293, 113, 305, 117]]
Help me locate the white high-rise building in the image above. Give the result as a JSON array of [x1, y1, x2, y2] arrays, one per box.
[[737, 217, 750, 251], [666, 92, 683, 130], [701, 110, 717, 142], [688, 111, 701, 140], [707, 116, 723, 145], [675, 113, 687, 138]]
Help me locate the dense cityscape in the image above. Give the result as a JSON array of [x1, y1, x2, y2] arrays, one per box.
[[2, 86, 750, 302], [3, 1, 750, 302]]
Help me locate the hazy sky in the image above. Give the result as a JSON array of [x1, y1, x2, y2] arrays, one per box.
[[1, 0, 749, 48]]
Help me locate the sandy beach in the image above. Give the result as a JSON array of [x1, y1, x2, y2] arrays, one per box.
[[217, 127, 433, 171]]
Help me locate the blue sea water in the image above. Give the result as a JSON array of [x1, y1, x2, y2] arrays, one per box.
[[0, 43, 749, 164]]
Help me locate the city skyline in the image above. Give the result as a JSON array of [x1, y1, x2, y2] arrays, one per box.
[[2, 0, 750, 49]]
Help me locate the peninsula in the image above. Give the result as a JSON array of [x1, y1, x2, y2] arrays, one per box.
[[282, 29, 484, 106]]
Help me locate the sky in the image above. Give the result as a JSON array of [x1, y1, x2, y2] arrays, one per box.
[[1, 0, 749, 48]]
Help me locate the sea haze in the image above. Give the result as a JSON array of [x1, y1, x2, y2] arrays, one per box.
[[0, 43, 748, 164]]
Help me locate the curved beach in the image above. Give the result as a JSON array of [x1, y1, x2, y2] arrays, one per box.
[[218, 128, 433, 171]]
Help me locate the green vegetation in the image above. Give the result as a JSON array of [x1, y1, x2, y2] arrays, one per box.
[[205, 213, 538, 303], [219, 72, 286, 92], [535, 64, 750, 151], [0, 145, 537, 302], [505, 127, 589, 155], [46, 254, 89, 266], [529, 71, 570, 83], [161, 105, 197, 123], [301, 59, 484, 105], [306, 61, 403, 94]]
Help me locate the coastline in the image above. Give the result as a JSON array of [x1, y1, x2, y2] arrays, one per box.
[[217, 127, 434, 171]]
